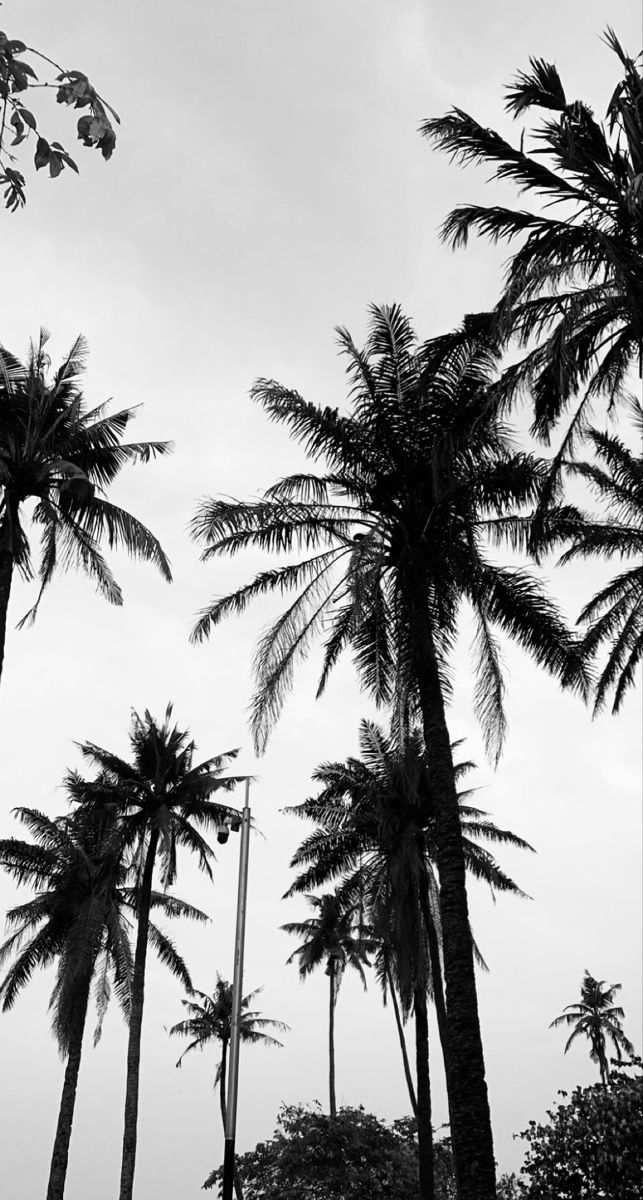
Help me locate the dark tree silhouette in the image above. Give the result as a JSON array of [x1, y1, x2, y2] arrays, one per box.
[[540, 400, 643, 714], [0, 29, 118, 210], [286, 721, 532, 1199], [421, 30, 643, 517], [0, 802, 201, 1199], [70, 705, 243, 1200], [170, 976, 287, 1200], [550, 971, 635, 1083], [0, 332, 172, 683], [283, 892, 370, 1121], [191, 304, 587, 1200]]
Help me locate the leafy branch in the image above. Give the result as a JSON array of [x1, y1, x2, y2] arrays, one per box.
[[0, 28, 119, 210]]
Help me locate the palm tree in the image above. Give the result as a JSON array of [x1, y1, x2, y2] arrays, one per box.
[[70, 705, 243, 1200], [190, 304, 587, 1200], [169, 976, 288, 1200], [0, 331, 172, 682], [0, 805, 130, 1200], [550, 971, 635, 1083], [0, 803, 202, 1200], [420, 31, 643, 512], [282, 892, 371, 1120], [287, 722, 531, 1054], [286, 720, 532, 1200], [542, 402, 643, 714]]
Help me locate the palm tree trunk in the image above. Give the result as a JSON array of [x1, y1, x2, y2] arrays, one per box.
[[0, 549, 14, 685], [219, 1041, 228, 1129], [385, 963, 417, 1116], [414, 984, 435, 1200], [118, 827, 159, 1200], [328, 963, 337, 1119], [418, 870, 453, 1107], [597, 1040, 609, 1085], [403, 566, 496, 1200], [46, 980, 91, 1200]]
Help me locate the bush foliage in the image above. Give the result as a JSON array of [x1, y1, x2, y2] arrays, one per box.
[[518, 1060, 643, 1199], [203, 1103, 457, 1199]]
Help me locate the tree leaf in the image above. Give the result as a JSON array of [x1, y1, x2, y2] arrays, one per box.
[[34, 137, 50, 170]]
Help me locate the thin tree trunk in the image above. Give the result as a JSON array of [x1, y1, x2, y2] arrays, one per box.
[[328, 964, 337, 1119], [418, 869, 453, 1110], [0, 550, 14, 685], [219, 1041, 228, 1129], [597, 1040, 609, 1085], [385, 963, 417, 1116], [118, 827, 159, 1200], [219, 1043, 243, 1200], [403, 566, 496, 1200], [46, 980, 91, 1200], [414, 984, 435, 1200]]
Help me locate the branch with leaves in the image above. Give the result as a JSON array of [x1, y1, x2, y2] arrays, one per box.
[[0, 27, 119, 210]]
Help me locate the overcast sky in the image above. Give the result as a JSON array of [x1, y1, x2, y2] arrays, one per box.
[[0, 2, 641, 1196]]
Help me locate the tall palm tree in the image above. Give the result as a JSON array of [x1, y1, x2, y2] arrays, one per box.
[[190, 304, 587, 1200], [70, 705, 243, 1200], [282, 892, 371, 1121], [0, 803, 202, 1200], [0, 331, 172, 682], [550, 971, 635, 1083], [286, 720, 532, 1200], [0, 805, 130, 1200], [542, 401, 643, 714], [420, 31, 643, 512], [169, 976, 288, 1200]]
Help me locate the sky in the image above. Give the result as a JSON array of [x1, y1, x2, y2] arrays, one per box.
[[0, 1, 641, 1196]]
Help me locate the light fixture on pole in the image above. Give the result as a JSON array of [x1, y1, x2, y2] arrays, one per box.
[[222, 778, 252, 1200]]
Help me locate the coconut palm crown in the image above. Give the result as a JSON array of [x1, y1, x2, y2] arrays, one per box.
[[190, 304, 588, 761], [0, 331, 172, 680], [286, 721, 532, 921], [421, 30, 643, 508], [550, 971, 635, 1084], [169, 976, 288, 1126]]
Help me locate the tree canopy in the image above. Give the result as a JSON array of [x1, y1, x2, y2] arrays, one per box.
[[517, 1061, 643, 1199], [203, 1103, 454, 1199], [421, 30, 643, 446]]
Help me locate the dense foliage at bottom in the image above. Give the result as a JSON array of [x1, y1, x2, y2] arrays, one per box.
[[203, 1104, 456, 1198], [203, 1064, 643, 1200], [517, 1060, 643, 1199]]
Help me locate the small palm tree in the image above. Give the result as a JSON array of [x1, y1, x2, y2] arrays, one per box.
[[0, 331, 172, 682], [170, 975, 287, 1198], [70, 705, 244, 1200], [550, 970, 635, 1083], [421, 30, 643, 508], [0, 802, 201, 1200], [282, 892, 371, 1119]]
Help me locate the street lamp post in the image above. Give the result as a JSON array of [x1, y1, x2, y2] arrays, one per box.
[[222, 778, 252, 1200]]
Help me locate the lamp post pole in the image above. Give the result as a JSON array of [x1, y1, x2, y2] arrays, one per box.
[[222, 779, 251, 1200]]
